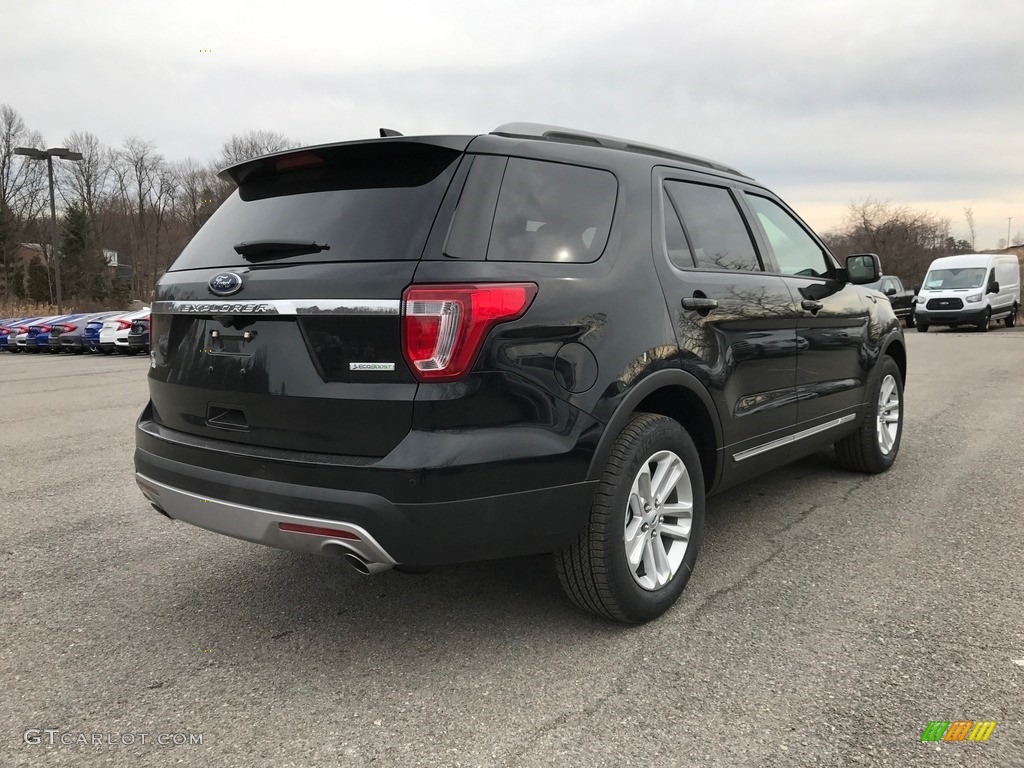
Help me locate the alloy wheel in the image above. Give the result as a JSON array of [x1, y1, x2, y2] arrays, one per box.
[[623, 450, 693, 590], [876, 374, 900, 455]]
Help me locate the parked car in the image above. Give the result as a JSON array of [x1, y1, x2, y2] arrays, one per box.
[[9, 315, 58, 353], [915, 253, 1020, 332], [99, 308, 150, 354], [864, 275, 916, 327], [82, 312, 127, 353], [1, 317, 37, 352], [26, 314, 86, 353], [126, 315, 150, 354], [53, 311, 124, 353], [5, 319, 41, 352], [135, 123, 907, 623]]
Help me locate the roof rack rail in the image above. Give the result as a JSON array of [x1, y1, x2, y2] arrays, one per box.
[[490, 122, 749, 178]]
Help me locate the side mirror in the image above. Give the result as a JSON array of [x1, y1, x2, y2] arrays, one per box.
[[846, 253, 881, 285], [884, 287, 897, 296], [987, 281, 1000, 295], [913, 284, 921, 295]]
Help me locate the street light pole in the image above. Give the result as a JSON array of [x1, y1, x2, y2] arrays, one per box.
[[13, 146, 82, 314], [45, 154, 62, 314], [1009, 218, 1014, 250]]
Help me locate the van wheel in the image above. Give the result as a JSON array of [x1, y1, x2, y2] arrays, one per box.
[[977, 309, 991, 332], [916, 323, 928, 333], [1007, 305, 1018, 328], [835, 356, 903, 474], [555, 413, 705, 623]]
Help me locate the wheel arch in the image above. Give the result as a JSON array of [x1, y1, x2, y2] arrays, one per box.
[[880, 333, 907, 384], [588, 369, 723, 492]]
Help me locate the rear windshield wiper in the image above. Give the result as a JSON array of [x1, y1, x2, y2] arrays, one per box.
[[233, 240, 330, 262]]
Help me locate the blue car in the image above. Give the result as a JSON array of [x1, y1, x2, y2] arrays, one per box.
[[83, 312, 128, 353], [0, 317, 23, 349], [26, 314, 86, 353], [3, 316, 45, 353], [1, 317, 33, 351], [56, 311, 123, 353]]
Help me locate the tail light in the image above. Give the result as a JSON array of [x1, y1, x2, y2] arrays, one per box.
[[61, 324, 77, 333], [401, 283, 537, 382], [37, 325, 52, 333], [117, 320, 133, 330]]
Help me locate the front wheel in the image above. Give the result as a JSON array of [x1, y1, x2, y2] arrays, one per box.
[[555, 413, 705, 623], [834, 356, 903, 474], [977, 309, 991, 332], [916, 323, 929, 333], [905, 309, 916, 328]]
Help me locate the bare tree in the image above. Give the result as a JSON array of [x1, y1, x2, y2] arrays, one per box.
[[218, 130, 299, 168], [963, 207, 975, 250], [0, 104, 47, 299], [0, 104, 47, 217], [821, 198, 952, 286], [60, 131, 111, 223], [111, 138, 175, 298]]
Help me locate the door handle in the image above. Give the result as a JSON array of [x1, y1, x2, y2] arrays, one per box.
[[801, 299, 823, 313], [682, 297, 719, 311]]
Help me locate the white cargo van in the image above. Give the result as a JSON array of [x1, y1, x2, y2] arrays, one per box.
[[915, 253, 1021, 332]]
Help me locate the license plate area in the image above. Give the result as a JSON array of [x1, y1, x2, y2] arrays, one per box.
[[207, 330, 252, 356]]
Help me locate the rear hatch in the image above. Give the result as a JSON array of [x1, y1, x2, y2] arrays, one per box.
[[148, 137, 470, 457]]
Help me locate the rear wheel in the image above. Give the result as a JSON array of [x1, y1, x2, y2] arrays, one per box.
[[555, 413, 705, 623], [835, 356, 903, 474], [1007, 305, 1018, 328]]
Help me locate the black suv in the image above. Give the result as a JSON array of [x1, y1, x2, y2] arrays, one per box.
[[134, 123, 906, 623]]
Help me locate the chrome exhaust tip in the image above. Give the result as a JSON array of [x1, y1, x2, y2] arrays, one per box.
[[338, 550, 393, 575]]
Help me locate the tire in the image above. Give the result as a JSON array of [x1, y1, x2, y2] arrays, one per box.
[[905, 309, 916, 328], [834, 356, 903, 474], [916, 323, 928, 333], [555, 413, 705, 623], [977, 309, 990, 332], [1007, 305, 1018, 328]]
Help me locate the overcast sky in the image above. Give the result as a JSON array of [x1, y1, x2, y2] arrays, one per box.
[[3, 0, 1023, 245]]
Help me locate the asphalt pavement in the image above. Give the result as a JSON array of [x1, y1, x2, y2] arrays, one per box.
[[1, 328, 1022, 767]]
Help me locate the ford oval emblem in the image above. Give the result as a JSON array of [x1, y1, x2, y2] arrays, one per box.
[[209, 272, 243, 296]]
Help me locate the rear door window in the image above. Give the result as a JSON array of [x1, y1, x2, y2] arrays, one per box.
[[446, 157, 617, 263], [664, 181, 761, 272]]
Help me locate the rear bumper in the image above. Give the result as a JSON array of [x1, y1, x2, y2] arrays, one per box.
[[136, 474, 401, 565], [134, 417, 598, 566]]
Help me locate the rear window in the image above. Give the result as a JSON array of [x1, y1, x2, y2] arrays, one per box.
[[168, 142, 462, 271], [445, 157, 617, 263]]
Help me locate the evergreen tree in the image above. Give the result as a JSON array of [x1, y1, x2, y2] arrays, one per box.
[[59, 204, 90, 299], [27, 256, 50, 303], [10, 261, 27, 299], [88, 266, 110, 302], [0, 204, 19, 299]]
